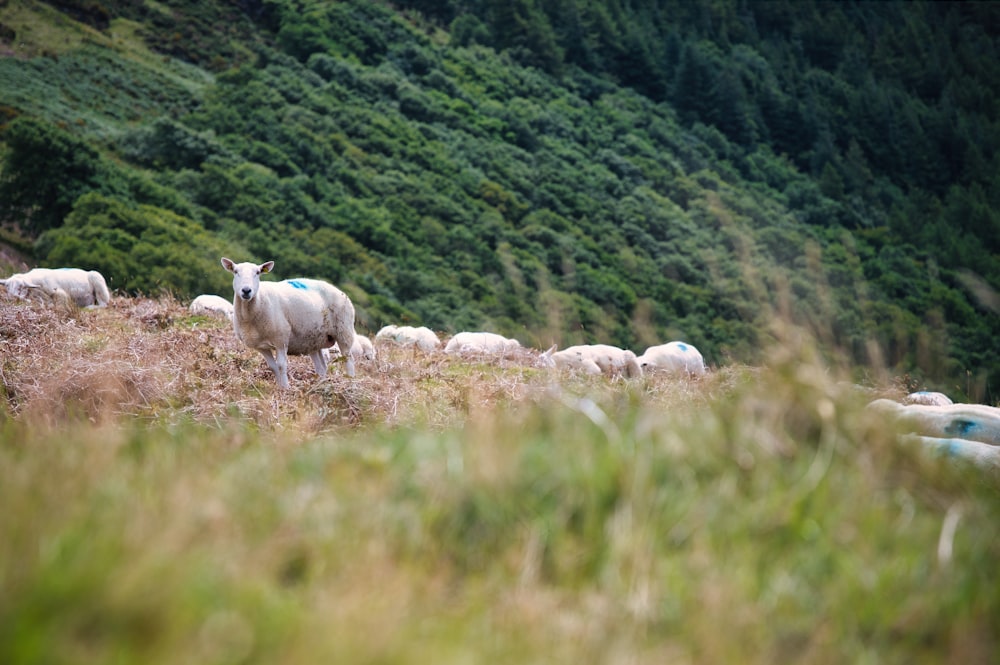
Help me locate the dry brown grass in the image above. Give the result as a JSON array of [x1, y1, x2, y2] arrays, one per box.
[[3, 294, 998, 665], [0, 293, 747, 437]]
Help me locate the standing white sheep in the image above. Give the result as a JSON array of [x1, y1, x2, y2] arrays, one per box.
[[0, 267, 110, 308], [189, 294, 234, 320], [542, 344, 643, 379], [444, 331, 522, 355], [222, 258, 356, 389], [636, 341, 707, 377]]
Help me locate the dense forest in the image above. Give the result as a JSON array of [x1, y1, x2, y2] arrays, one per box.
[[0, 0, 998, 396]]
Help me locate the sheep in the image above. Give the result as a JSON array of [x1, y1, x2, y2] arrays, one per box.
[[323, 333, 376, 363], [0, 267, 110, 308], [867, 398, 1000, 471], [221, 257, 356, 389], [636, 341, 707, 377], [189, 294, 234, 320], [375, 324, 441, 352], [903, 390, 953, 406], [444, 331, 522, 356], [541, 344, 643, 379], [867, 399, 1000, 447], [346, 333, 376, 361], [901, 434, 1000, 471], [26, 281, 74, 312]]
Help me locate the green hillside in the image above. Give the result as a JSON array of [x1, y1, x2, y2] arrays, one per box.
[[1, 0, 998, 395]]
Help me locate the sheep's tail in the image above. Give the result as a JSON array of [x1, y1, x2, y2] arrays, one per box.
[[89, 272, 111, 307]]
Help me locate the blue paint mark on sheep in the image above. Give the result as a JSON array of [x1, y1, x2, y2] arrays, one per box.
[[286, 280, 309, 290], [945, 419, 977, 437], [677, 342, 688, 352]]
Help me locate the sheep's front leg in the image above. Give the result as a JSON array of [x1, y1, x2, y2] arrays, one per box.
[[309, 349, 328, 378], [260, 347, 290, 389]]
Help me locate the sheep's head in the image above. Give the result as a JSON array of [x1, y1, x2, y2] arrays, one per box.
[[537, 344, 557, 368], [222, 258, 274, 302], [0, 275, 30, 299]]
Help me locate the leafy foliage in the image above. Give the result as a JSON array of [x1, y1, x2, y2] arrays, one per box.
[[1, 0, 998, 394], [36, 192, 240, 296]]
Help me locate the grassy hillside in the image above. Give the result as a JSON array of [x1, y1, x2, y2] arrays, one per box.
[[1, 0, 997, 396], [1, 293, 998, 663], [2, 4, 999, 661]]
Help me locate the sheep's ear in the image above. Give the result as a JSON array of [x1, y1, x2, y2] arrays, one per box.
[[260, 261, 275, 274], [221, 257, 235, 272]]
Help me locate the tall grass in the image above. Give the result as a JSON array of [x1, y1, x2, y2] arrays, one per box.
[[0, 294, 997, 663]]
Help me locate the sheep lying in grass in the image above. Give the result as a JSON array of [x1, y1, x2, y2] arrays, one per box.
[[222, 257, 356, 389], [636, 341, 707, 377], [323, 334, 376, 363], [902, 434, 1000, 470], [868, 398, 1000, 469], [375, 324, 441, 352], [444, 331, 522, 356], [542, 344, 642, 378], [189, 294, 234, 320], [868, 399, 1000, 446], [0, 267, 110, 308]]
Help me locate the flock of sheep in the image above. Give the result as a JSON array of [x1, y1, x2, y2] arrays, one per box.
[[3, 260, 999, 471], [214, 258, 710, 387]]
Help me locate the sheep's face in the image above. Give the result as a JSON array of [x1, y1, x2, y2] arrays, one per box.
[[0, 275, 30, 299], [222, 258, 275, 302]]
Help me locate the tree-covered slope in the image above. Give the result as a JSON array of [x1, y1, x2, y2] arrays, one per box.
[[0, 0, 997, 396]]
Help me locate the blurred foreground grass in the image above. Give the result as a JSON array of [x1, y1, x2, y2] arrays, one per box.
[[0, 297, 998, 663]]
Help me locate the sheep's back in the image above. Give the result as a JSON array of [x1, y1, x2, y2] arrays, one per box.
[[34, 268, 106, 307], [639, 342, 706, 375], [259, 280, 354, 354], [445, 331, 519, 354]]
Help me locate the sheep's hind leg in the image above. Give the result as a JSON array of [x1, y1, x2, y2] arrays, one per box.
[[309, 349, 328, 378], [336, 331, 356, 378]]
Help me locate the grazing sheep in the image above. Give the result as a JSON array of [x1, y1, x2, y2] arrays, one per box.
[[375, 324, 441, 352], [903, 390, 953, 406], [189, 294, 234, 320], [222, 257, 356, 389], [347, 334, 376, 361], [0, 267, 110, 308], [323, 333, 376, 363], [444, 331, 522, 355], [636, 341, 707, 376], [26, 282, 74, 312], [542, 344, 643, 379]]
